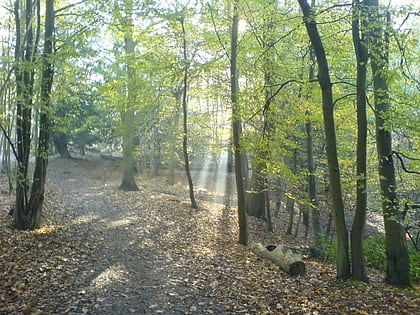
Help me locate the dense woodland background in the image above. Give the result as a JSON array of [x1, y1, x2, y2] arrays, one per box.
[[1, 0, 420, 306]]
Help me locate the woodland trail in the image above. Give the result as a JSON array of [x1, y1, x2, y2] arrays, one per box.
[[44, 157, 228, 314], [1, 157, 420, 314]]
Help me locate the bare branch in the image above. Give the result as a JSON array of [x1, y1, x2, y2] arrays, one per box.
[[206, 2, 230, 61], [0, 124, 18, 160], [393, 150, 420, 175], [55, 0, 86, 15]]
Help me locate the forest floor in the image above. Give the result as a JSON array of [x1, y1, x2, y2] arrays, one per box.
[[0, 157, 419, 314]]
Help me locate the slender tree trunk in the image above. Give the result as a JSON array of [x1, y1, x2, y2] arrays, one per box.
[[14, 0, 36, 229], [274, 177, 282, 218], [119, 0, 138, 191], [231, 0, 248, 245], [350, 0, 369, 283], [26, 0, 55, 229], [168, 89, 181, 186], [286, 149, 297, 235], [286, 195, 295, 235], [179, 16, 198, 209], [306, 116, 323, 251], [368, 0, 410, 286], [298, 0, 350, 279]]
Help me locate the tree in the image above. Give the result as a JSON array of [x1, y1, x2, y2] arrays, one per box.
[[118, 0, 139, 191], [26, 0, 55, 229], [14, 0, 40, 229], [297, 0, 350, 279], [368, 0, 410, 286], [231, 0, 248, 246], [350, 0, 369, 283], [179, 13, 198, 209], [14, 0, 55, 230]]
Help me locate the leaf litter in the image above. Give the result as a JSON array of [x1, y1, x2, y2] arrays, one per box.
[[0, 157, 419, 314]]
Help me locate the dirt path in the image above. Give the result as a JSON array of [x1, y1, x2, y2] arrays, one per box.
[[45, 157, 225, 314]]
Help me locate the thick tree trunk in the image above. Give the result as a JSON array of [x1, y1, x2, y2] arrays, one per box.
[[246, 159, 266, 219], [231, 0, 248, 245], [350, 0, 369, 283], [250, 243, 306, 276], [298, 0, 350, 279], [53, 132, 71, 158], [368, 1, 410, 286]]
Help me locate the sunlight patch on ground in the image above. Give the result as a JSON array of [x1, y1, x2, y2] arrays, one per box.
[[69, 214, 99, 226], [90, 264, 128, 289], [30, 226, 57, 235], [105, 218, 135, 228]]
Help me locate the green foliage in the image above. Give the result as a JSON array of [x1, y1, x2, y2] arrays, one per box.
[[363, 235, 386, 271], [363, 235, 420, 282], [408, 245, 420, 282]]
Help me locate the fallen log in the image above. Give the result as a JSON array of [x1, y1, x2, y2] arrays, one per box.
[[249, 242, 306, 276]]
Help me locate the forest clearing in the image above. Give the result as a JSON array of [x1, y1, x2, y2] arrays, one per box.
[[1, 157, 419, 314]]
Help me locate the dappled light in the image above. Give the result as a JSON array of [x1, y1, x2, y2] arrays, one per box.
[[90, 264, 128, 290], [1, 0, 419, 313]]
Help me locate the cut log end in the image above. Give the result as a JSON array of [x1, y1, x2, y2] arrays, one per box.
[[289, 261, 306, 276]]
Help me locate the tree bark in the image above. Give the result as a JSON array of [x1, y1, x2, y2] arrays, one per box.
[[168, 89, 182, 186], [231, 0, 248, 245], [246, 158, 267, 219], [53, 132, 71, 158], [306, 115, 323, 252], [14, 0, 38, 229], [350, 0, 369, 283], [179, 15, 198, 209], [298, 0, 350, 279], [119, 0, 138, 191], [368, 0, 410, 286], [26, 0, 55, 229]]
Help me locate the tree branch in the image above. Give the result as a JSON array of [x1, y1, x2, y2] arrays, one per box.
[[0, 124, 18, 160], [55, 0, 86, 15], [392, 150, 420, 175], [206, 2, 230, 61]]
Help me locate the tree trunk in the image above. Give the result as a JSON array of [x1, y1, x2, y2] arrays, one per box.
[[168, 90, 181, 186], [350, 0, 369, 283], [246, 158, 266, 219], [179, 16, 198, 209], [14, 0, 37, 229], [26, 0, 54, 229], [274, 177, 282, 218], [231, 0, 248, 245], [298, 0, 350, 279], [286, 194, 295, 235], [306, 115, 323, 252], [368, 1, 410, 286], [286, 149, 297, 235], [250, 243, 306, 276], [53, 132, 71, 158], [119, 0, 138, 191]]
